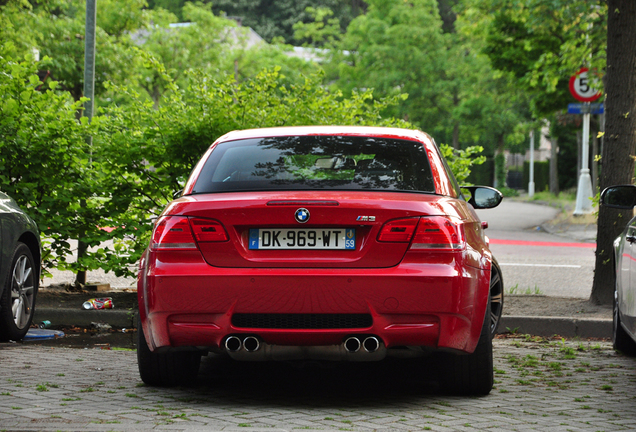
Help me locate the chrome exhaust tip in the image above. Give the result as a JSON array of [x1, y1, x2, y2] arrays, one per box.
[[363, 336, 380, 353], [344, 337, 361, 353], [243, 336, 260, 352], [225, 336, 242, 352]]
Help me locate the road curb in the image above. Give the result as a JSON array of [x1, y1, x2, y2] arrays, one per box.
[[34, 307, 612, 339], [499, 315, 611, 338]]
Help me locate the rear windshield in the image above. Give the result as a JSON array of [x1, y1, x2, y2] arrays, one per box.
[[191, 135, 436, 194]]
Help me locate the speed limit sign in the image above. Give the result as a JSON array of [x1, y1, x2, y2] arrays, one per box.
[[569, 68, 602, 102]]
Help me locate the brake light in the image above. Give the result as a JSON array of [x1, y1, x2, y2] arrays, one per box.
[[410, 216, 465, 250], [151, 216, 197, 250], [189, 217, 228, 242], [377, 218, 419, 242]]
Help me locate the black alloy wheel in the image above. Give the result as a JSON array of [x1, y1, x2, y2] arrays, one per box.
[[0, 243, 38, 341], [489, 260, 504, 338]]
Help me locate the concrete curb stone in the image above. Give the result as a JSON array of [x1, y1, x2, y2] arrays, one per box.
[[499, 315, 611, 338]]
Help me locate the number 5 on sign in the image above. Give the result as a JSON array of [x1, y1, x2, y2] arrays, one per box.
[[569, 68, 602, 102]]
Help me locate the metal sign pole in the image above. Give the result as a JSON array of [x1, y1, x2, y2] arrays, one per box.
[[528, 130, 535, 197], [574, 103, 594, 215]]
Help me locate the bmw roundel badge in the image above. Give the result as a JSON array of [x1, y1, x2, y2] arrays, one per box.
[[295, 208, 310, 223]]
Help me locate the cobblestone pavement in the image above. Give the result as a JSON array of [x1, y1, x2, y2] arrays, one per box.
[[1, 338, 635, 431]]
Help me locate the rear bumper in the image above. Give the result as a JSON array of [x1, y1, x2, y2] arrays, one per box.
[[138, 250, 490, 355]]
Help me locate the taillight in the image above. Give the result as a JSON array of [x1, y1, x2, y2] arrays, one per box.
[[410, 216, 465, 250], [377, 216, 465, 250], [189, 217, 228, 242], [377, 218, 419, 242], [151, 216, 197, 250], [151, 216, 229, 250]]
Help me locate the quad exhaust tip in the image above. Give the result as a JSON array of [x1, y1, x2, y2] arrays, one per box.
[[225, 336, 242, 352], [243, 336, 260, 352], [363, 336, 380, 353], [344, 337, 361, 353]]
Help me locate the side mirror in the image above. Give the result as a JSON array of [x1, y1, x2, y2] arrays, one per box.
[[173, 189, 184, 199], [601, 185, 636, 209], [462, 186, 503, 209]]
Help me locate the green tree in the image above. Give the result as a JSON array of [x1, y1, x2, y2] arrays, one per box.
[[132, 3, 233, 106], [1, 0, 145, 104], [317, 0, 530, 185], [208, 0, 365, 44], [462, 0, 606, 193], [0, 46, 110, 277]]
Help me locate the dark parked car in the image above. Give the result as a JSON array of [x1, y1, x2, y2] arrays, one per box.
[[601, 184, 636, 354], [137, 126, 504, 394], [0, 192, 40, 341]]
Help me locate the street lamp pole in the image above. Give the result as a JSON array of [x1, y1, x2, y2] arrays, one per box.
[[574, 103, 594, 215], [528, 130, 535, 197]]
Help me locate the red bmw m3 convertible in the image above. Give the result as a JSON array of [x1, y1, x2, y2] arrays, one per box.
[[137, 126, 504, 394]]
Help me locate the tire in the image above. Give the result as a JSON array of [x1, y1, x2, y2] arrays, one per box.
[[437, 299, 494, 396], [137, 316, 201, 386], [489, 260, 504, 338], [613, 287, 636, 355], [0, 243, 38, 342]]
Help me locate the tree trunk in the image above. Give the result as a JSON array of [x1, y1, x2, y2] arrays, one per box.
[[590, 0, 636, 305], [549, 136, 559, 195]]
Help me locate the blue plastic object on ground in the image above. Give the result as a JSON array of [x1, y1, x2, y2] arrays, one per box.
[[23, 329, 65, 340]]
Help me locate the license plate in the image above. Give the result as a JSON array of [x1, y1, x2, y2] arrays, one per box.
[[249, 228, 355, 250]]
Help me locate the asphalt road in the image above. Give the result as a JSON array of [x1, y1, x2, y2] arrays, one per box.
[[476, 200, 596, 299]]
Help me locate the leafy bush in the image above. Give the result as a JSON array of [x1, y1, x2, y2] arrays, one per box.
[[439, 144, 486, 186], [0, 45, 108, 276]]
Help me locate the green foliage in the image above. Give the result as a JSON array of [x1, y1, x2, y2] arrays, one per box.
[[33, 1, 139, 101], [323, 0, 532, 157], [463, 0, 607, 118], [293, 7, 342, 47], [0, 46, 108, 276], [498, 186, 520, 197], [439, 144, 486, 185], [131, 3, 233, 105], [523, 160, 550, 193], [207, 0, 364, 44]]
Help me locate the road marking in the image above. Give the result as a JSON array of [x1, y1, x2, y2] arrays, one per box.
[[490, 239, 596, 248], [499, 263, 582, 268]]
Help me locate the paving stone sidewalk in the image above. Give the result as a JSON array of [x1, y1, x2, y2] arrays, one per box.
[[1, 337, 635, 431]]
